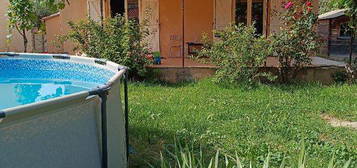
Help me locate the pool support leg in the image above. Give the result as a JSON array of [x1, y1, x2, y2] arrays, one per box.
[[123, 71, 129, 163], [88, 68, 129, 168], [0, 111, 5, 119], [89, 87, 110, 168]]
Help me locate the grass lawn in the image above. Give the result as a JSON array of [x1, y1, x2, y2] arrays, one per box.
[[127, 79, 357, 167]]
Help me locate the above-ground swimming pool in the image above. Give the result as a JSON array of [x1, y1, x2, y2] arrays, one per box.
[[0, 53, 128, 168], [0, 56, 114, 110]]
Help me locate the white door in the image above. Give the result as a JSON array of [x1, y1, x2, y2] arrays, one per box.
[[140, 0, 160, 52], [87, 0, 102, 23]]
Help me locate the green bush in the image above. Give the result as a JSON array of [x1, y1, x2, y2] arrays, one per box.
[[65, 16, 150, 78], [332, 71, 348, 84], [197, 25, 274, 84]]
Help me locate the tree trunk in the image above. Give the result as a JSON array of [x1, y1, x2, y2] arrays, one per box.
[[23, 30, 28, 53], [349, 33, 354, 65]]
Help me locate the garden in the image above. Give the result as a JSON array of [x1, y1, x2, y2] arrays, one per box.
[[64, 0, 356, 167], [5, 0, 357, 167]]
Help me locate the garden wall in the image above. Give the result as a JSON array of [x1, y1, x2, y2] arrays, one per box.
[[151, 66, 345, 84]]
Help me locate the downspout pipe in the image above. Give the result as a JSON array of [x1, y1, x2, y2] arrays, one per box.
[[100, 0, 104, 27]]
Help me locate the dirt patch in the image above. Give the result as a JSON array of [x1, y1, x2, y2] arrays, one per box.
[[321, 114, 357, 130]]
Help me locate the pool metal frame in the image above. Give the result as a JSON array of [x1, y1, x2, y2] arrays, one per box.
[[0, 53, 129, 168]]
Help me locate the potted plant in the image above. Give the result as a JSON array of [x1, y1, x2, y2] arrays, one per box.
[[153, 51, 161, 65]]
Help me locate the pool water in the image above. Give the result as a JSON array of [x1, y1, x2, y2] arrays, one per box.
[[0, 58, 115, 110]]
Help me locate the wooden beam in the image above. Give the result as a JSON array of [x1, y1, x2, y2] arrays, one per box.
[[266, 0, 270, 36], [247, 0, 252, 26], [125, 0, 128, 19], [263, 0, 267, 36], [232, 0, 236, 25]]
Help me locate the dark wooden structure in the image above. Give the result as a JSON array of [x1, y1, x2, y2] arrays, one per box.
[[318, 9, 357, 59]]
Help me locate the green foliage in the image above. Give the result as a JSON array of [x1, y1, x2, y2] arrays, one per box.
[[8, 0, 37, 52], [332, 71, 349, 84], [127, 79, 357, 167], [65, 16, 150, 78], [319, 0, 338, 14], [271, 0, 320, 83], [153, 51, 161, 58], [330, 0, 357, 26], [7, 0, 66, 52], [33, 0, 66, 26], [197, 25, 274, 84], [7, 0, 37, 32], [155, 142, 352, 168]]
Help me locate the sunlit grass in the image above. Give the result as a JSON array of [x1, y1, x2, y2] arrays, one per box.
[[127, 79, 357, 167]]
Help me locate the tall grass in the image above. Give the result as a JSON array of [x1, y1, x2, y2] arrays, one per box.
[[151, 143, 352, 168]]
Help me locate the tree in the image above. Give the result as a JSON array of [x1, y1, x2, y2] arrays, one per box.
[[7, 0, 67, 52], [7, 0, 37, 52], [33, 0, 67, 19], [319, 0, 337, 14], [32, 0, 67, 33]]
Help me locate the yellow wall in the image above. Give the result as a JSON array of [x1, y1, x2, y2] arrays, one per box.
[[45, 0, 107, 54], [44, 13, 63, 53], [0, 0, 33, 52]]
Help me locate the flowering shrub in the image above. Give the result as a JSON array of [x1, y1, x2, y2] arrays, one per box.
[[271, 0, 320, 83], [197, 25, 274, 84]]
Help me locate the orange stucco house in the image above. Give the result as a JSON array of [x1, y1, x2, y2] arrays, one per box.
[[44, 0, 319, 57]]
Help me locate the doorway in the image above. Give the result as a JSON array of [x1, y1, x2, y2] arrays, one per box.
[[111, 0, 125, 17], [159, 0, 214, 58]]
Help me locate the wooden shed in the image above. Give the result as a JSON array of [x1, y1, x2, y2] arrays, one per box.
[[318, 9, 356, 57]]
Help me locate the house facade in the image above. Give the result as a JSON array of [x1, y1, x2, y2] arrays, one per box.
[[44, 0, 319, 56], [138, 0, 319, 58]]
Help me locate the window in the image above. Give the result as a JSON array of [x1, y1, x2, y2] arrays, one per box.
[[128, 0, 139, 21], [252, 1, 263, 35], [111, 0, 125, 17], [236, 0, 247, 25], [235, 0, 265, 35], [340, 23, 352, 38]]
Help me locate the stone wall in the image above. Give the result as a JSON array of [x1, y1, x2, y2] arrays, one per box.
[[150, 66, 345, 85]]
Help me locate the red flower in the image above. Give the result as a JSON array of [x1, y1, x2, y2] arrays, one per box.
[[306, 1, 312, 7], [146, 54, 153, 60], [284, 2, 294, 9]]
